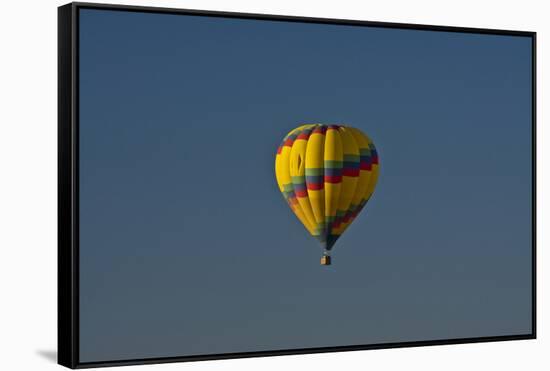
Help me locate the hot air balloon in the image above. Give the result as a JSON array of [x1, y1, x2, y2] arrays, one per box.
[[275, 124, 379, 265]]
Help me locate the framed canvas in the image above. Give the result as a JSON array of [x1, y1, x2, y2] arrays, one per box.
[[58, 2, 536, 368]]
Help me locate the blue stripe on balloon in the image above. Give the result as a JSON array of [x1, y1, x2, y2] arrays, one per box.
[[324, 168, 342, 176]]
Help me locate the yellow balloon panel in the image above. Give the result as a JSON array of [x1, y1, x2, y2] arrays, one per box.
[[305, 130, 326, 227]]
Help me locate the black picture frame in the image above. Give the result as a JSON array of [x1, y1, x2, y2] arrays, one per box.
[[58, 2, 537, 368]]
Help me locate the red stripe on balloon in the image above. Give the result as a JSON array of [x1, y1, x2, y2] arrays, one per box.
[[312, 126, 327, 135], [296, 132, 310, 140], [294, 189, 308, 197], [360, 162, 372, 170], [307, 182, 324, 191], [324, 175, 342, 183], [342, 168, 360, 177]]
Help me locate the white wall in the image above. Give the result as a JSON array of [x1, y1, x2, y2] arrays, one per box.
[[0, 0, 545, 370]]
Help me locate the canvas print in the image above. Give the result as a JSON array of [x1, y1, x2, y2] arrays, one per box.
[[59, 3, 534, 367]]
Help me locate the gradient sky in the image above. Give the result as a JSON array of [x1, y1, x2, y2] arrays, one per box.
[[78, 8, 533, 363]]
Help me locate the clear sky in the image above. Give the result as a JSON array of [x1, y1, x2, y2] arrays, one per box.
[[78, 8, 533, 363]]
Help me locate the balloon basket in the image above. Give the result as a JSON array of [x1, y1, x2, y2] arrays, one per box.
[[320, 255, 332, 265]]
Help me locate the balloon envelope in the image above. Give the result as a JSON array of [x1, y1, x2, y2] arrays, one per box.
[[275, 124, 379, 252]]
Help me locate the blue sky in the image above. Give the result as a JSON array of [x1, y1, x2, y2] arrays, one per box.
[[78, 8, 533, 362]]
